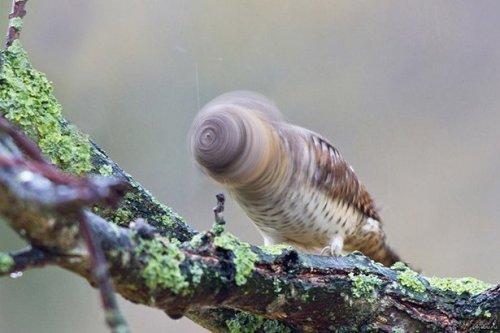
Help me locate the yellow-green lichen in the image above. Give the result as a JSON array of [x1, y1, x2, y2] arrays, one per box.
[[138, 238, 189, 295], [474, 307, 491, 318], [211, 221, 225, 236], [259, 244, 292, 256], [0, 41, 92, 174], [213, 232, 258, 286], [0, 252, 14, 274], [153, 214, 173, 228], [226, 312, 291, 333], [9, 17, 23, 30], [113, 207, 134, 226], [474, 307, 492, 318], [349, 272, 383, 299], [427, 277, 492, 296], [392, 262, 426, 294], [98, 164, 113, 176]]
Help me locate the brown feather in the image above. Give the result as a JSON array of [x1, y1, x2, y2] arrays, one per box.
[[307, 132, 381, 221]]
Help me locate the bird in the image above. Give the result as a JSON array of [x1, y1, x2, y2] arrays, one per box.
[[190, 91, 400, 266]]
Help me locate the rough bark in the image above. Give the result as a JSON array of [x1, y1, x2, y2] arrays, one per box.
[[0, 4, 498, 333]]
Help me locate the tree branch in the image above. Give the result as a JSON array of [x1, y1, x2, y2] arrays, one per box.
[[0, 5, 498, 333], [0, 150, 497, 331], [0, 246, 56, 276]]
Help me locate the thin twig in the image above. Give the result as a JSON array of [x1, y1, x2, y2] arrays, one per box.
[[5, 0, 28, 48], [0, 246, 55, 276], [77, 212, 130, 333], [0, 116, 46, 163], [212, 193, 225, 235]]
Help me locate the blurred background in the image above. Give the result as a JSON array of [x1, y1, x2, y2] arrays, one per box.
[[1, 1, 499, 332]]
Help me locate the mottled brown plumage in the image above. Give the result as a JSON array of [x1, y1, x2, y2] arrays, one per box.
[[191, 91, 400, 266]]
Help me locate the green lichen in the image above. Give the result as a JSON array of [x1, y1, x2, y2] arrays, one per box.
[[98, 164, 113, 176], [189, 233, 204, 248], [189, 262, 204, 285], [226, 312, 291, 333], [473, 307, 492, 318], [0, 41, 92, 174], [349, 272, 383, 299], [391, 327, 405, 333], [153, 213, 173, 228], [261, 320, 292, 333], [213, 232, 258, 286], [273, 278, 282, 293], [113, 207, 133, 226], [300, 293, 309, 302], [9, 17, 23, 30], [259, 244, 292, 256], [0, 252, 14, 274], [427, 276, 492, 296], [392, 262, 426, 294], [137, 238, 189, 295], [211, 221, 225, 236]]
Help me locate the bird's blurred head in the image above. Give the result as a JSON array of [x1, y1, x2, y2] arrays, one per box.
[[190, 91, 283, 186]]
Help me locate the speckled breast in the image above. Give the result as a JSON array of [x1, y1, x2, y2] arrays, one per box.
[[231, 131, 365, 250]]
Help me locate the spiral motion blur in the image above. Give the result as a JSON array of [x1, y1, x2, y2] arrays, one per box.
[[191, 91, 400, 266]]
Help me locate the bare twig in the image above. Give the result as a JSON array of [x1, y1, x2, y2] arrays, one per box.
[[77, 212, 130, 333], [5, 0, 28, 48], [212, 193, 226, 235], [0, 116, 46, 163]]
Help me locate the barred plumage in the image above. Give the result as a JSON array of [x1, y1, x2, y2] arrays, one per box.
[[190, 91, 400, 266]]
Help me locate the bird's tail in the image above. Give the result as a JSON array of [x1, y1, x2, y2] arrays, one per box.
[[344, 225, 401, 267], [360, 240, 401, 267]]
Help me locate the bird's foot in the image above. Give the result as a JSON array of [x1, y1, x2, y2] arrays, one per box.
[[320, 234, 344, 256]]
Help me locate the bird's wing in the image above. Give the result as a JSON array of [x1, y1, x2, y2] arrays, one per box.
[[307, 131, 381, 221]]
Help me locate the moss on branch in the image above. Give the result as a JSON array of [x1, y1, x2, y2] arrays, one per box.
[[213, 232, 258, 286], [0, 42, 192, 242], [0, 41, 92, 174], [225, 312, 292, 333], [137, 237, 190, 295], [427, 276, 492, 296], [0, 252, 14, 274]]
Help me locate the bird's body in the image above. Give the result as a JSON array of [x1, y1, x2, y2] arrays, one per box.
[[191, 91, 400, 266]]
